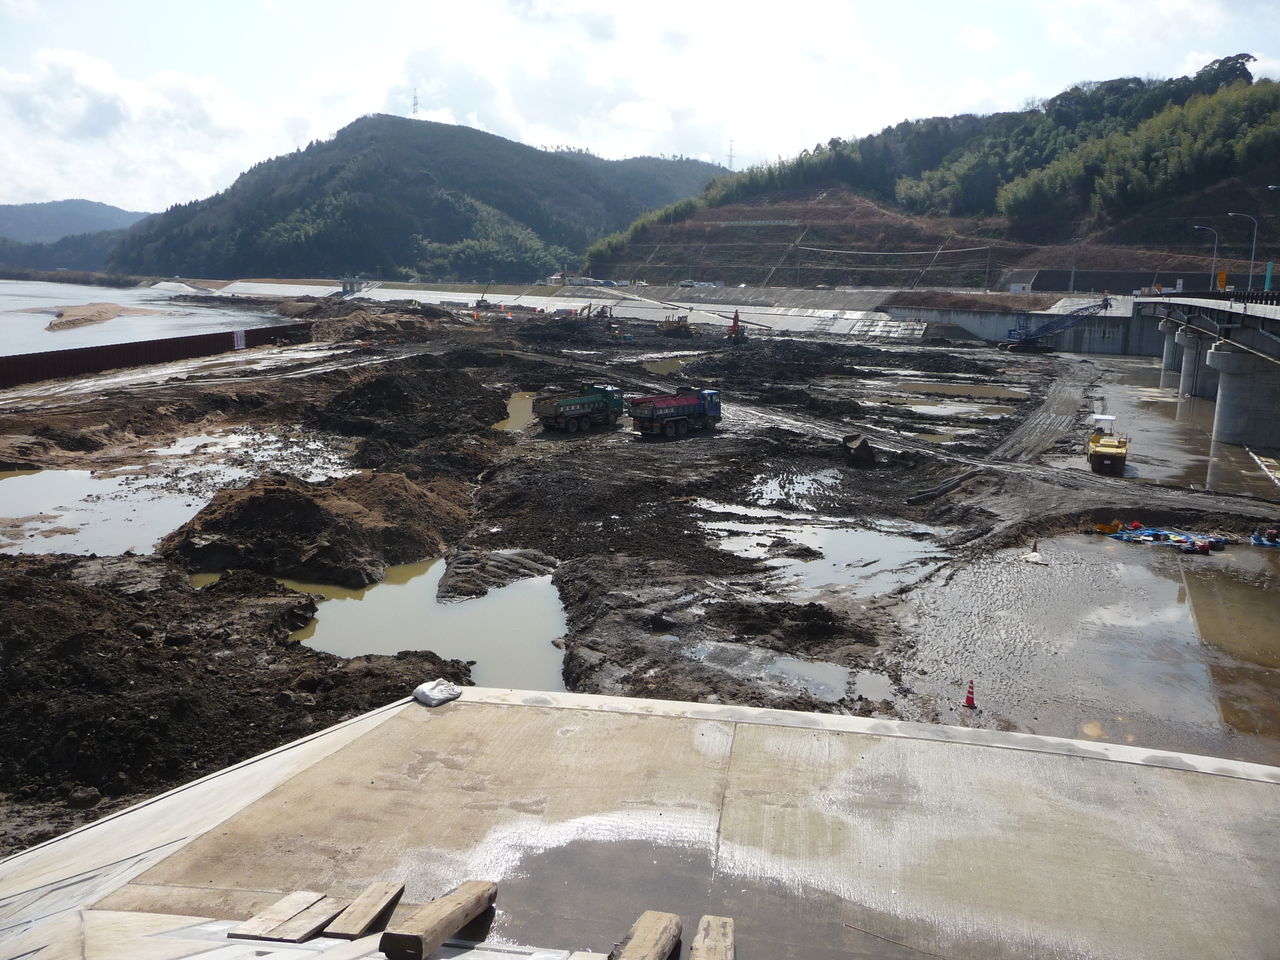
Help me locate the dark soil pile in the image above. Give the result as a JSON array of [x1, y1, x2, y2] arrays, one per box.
[[704, 599, 877, 654], [0, 554, 470, 855], [312, 354, 509, 450], [161, 471, 471, 587], [684, 339, 999, 382]]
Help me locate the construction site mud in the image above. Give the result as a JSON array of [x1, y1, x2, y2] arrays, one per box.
[[3, 297, 1278, 855]]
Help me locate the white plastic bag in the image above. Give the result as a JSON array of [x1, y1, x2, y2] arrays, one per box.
[[413, 679, 463, 707]]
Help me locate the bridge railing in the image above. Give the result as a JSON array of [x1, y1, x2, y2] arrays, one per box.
[[1147, 290, 1280, 308]]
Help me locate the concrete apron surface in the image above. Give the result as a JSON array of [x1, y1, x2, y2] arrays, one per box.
[[2, 690, 1278, 960]]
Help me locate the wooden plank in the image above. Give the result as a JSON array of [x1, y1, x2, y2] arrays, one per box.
[[607, 911, 682, 960], [323, 881, 405, 940], [689, 915, 734, 960], [259, 895, 349, 943], [378, 880, 497, 960], [227, 889, 323, 940]]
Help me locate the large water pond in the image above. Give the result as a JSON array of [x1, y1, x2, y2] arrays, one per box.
[[284, 558, 568, 691], [0, 278, 280, 357]]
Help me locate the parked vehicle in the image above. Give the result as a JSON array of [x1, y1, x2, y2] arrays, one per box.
[[533, 384, 623, 433], [629, 387, 721, 438]]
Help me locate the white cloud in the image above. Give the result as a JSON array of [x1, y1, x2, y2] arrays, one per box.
[[0, 0, 1275, 209], [0, 50, 283, 210], [1047, 20, 1088, 50], [960, 25, 1001, 51], [0, 0, 41, 19]]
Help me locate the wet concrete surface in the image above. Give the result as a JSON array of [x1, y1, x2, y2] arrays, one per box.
[[287, 558, 568, 691], [900, 534, 1280, 765], [69, 695, 1279, 960]]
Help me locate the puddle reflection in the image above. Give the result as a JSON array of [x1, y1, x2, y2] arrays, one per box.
[[286, 558, 568, 691]]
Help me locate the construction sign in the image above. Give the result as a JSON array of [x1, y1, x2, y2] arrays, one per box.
[[1217, 270, 1227, 291]]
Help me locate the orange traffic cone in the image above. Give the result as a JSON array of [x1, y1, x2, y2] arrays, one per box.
[[962, 680, 976, 709]]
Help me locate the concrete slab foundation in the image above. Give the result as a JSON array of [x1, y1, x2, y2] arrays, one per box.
[[2, 689, 1278, 959]]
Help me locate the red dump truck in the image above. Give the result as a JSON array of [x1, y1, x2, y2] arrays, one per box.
[[629, 387, 722, 437]]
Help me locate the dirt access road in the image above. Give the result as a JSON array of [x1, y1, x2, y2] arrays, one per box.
[[1, 295, 1276, 853]]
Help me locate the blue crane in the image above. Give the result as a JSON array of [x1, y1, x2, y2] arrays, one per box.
[[999, 297, 1113, 352]]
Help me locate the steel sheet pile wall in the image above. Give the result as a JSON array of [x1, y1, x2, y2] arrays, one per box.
[[0, 323, 312, 389]]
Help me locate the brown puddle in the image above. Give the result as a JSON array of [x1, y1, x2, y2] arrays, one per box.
[[642, 354, 700, 376], [493, 391, 537, 431], [282, 558, 568, 691]]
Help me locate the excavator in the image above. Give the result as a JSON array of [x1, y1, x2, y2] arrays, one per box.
[[726, 310, 747, 344], [999, 296, 1113, 352]]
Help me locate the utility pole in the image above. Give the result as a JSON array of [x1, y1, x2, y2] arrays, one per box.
[[728, 138, 734, 172], [1068, 236, 1082, 293], [1193, 225, 1218, 292], [1228, 212, 1258, 291]]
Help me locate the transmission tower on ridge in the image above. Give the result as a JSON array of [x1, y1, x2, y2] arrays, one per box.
[[412, 88, 419, 117], [728, 138, 734, 171]]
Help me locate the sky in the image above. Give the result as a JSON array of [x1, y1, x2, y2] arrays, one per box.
[[1, 0, 1278, 213]]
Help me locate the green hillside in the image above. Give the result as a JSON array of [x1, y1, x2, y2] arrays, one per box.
[[106, 115, 724, 281], [0, 230, 126, 273], [586, 55, 1279, 282], [0, 199, 148, 244]]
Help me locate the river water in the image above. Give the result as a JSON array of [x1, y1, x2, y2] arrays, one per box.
[[0, 279, 280, 356]]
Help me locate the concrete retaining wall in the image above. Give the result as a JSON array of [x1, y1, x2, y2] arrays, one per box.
[[0, 323, 313, 389], [883, 305, 1163, 356]]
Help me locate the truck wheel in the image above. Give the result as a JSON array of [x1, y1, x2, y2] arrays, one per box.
[[608, 413, 619, 426], [663, 421, 678, 438], [676, 420, 689, 436], [579, 416, 592, 432], [566, 418, 579, 434]]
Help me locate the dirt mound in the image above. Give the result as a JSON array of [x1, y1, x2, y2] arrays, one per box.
[[0, 553, 471, 854], [313, 354, 508, 446], [884, 290, 1059, 312], [161, 471, 470, 587], [437, 547, 558, 599], [684, 340, 998, 382], [704, 600, 876, 653]]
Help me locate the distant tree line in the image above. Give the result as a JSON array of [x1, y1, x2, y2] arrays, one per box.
[[105, 115, 723, 282], [585, 54, 1266, 271]]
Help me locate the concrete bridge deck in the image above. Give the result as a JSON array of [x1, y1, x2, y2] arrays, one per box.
[[2, 688, 1278, 960]]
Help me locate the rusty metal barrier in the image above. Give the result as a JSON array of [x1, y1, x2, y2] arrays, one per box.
[[0, 323, 312, 390]]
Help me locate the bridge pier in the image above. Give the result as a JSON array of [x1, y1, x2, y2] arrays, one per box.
[[1175, 328, 1219, 399], [1158, 319, 1183, 371], [1206, 342, 1280, 448]]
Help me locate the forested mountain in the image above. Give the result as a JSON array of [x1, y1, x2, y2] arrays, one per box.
[[0, 230, 125, 273], [0, 200, 148, 243], [106, 116, 724, 281], [587, 54, 1277, 280]]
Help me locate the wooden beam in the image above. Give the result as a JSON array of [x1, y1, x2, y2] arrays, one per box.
[[227, 890, 323, 940], [689, 915, 734, 960], [607, 911, 682, 960], [324, 881, 405, 940], [378, 880, 497, 960], [259, 896, 349, 943]]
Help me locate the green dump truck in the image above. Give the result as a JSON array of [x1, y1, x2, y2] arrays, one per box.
[[533, 383, 624, 433]]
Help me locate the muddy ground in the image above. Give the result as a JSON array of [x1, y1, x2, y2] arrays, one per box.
[[2, 297, 1277, 855]]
